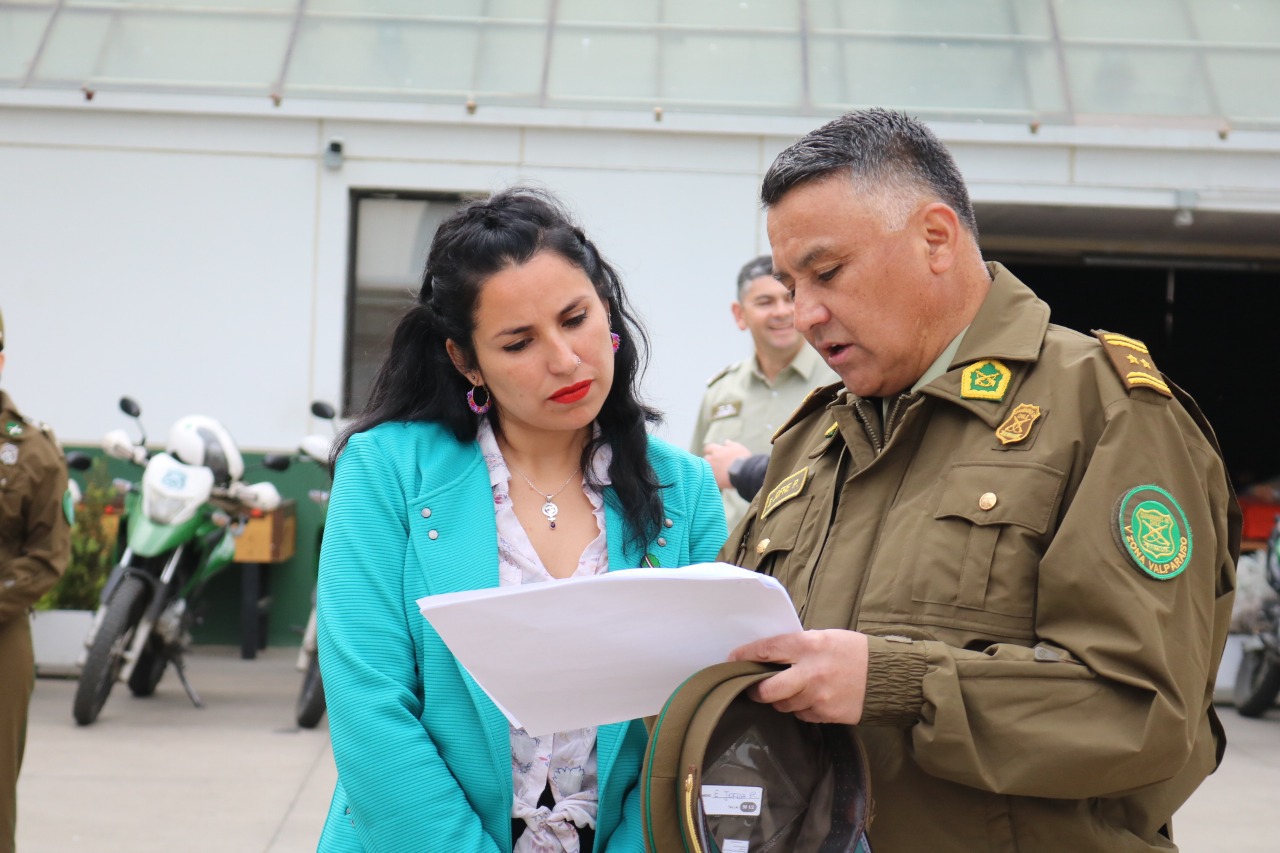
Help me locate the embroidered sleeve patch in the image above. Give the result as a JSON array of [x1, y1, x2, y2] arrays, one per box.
[[960, 360, 1012, 401], [1112, 485, 1192, 580], [1094, 331, 1173, 398], [762, 467, 808, 519]]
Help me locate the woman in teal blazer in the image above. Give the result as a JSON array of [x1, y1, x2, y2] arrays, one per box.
[[317, 188, 727, 853]]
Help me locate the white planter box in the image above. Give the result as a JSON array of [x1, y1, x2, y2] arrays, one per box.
[[30, 609, 93, 677]]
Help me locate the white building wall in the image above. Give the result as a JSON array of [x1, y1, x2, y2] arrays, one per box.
[[3, 98, 1280, 451]]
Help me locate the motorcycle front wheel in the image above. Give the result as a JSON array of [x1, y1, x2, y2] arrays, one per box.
[[295, 653, 327, 729], [127, 637, 169, 697], [73, 576, 148, 726], [1233, 645, 1280, 718]]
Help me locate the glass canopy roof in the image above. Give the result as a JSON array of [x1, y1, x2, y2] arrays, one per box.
[[3, 0, 1278, 130]]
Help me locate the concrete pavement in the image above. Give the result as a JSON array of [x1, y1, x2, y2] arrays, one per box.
[[15, 645, 1280, 852]]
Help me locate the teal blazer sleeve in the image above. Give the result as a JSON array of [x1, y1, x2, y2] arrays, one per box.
[[317, 423, 727, 853]]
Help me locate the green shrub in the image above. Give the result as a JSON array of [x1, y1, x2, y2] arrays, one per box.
[[36, 457, 117, 611]]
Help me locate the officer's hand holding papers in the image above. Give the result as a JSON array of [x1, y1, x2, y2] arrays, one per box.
[[416, 563, 801, 735]]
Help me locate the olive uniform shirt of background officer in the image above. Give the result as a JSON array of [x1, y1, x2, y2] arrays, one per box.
[[691, 254, 838, 530], [724, 109, 1237, 852], [0, 306, 72, 853]]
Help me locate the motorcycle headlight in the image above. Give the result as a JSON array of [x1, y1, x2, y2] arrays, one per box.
[[144, 494, 190, 525]]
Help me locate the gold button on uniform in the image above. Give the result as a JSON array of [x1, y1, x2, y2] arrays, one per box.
[[756, 538, 771, 554], [978, 492, 998, 511]]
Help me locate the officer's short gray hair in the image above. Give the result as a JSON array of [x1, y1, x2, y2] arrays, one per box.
[[761, 108, 978, 238], [735, 255, 774, 298]]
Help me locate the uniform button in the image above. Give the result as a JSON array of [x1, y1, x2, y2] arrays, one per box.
[[421, 507, 432, 518], [663, 518, 674, 528], [755, 538, 771, 554], [978, 492, 998, 511], [657, 537, 667, 547], [428, 530, 439, 540]]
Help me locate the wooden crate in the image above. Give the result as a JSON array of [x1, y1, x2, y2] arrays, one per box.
[[233, 499, 297, 564]]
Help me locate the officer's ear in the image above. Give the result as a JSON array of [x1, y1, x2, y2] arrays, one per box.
[[918, 201, 961, 274], [730, 301, 747, 331]]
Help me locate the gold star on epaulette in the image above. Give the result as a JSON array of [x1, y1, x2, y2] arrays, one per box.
[[1093, 331, 1172, 398]]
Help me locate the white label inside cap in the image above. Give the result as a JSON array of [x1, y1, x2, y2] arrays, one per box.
[[723, 841, 750, 853], [701, 785, 763, 816]]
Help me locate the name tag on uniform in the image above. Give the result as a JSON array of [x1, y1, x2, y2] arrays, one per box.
[[762, 467, 808, 518], [711, 401, 742, 421]]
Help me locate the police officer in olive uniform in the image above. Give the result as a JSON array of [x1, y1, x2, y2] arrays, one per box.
[[725, 111, 1237, 852], [0, 306, 71, 853], [692, 255, 838, 528]]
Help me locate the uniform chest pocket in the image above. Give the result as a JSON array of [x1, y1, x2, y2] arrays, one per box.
[[911, 461, 1065, 619]]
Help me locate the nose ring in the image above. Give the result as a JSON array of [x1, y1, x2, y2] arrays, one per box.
[[574, 355, 582, 366]]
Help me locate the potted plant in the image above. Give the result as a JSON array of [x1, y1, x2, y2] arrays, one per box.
[[30, 457, 118, 676]]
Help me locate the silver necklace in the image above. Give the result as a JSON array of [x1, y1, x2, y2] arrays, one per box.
[[506, 462, 580, 530]]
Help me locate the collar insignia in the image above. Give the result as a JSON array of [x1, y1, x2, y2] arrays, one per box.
[[5, 422, 23, 437], [960, 360, 1012, 401], [995, 403, 1042, 445], [762, 467, 808, 519]]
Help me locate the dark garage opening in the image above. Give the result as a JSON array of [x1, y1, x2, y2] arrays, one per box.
[[989, 256, 1280, 498]]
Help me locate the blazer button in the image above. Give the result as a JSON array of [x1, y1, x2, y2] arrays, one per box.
[[756, 538, 771, 554], [663, 518, 674, 528], [978, 492, 998, 511], [421, 507, 432, 518], [428, 530, 439, 540]]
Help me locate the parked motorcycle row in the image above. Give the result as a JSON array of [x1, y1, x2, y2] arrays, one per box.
[[70, 397, 335, 728]]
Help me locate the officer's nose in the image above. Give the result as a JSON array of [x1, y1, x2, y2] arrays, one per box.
[[792, 290, 827, 334]]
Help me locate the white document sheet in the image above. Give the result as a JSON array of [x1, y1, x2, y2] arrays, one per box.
[[416, 562, 801, 736]]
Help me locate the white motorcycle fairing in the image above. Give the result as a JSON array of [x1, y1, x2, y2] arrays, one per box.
[[142, 453, 215, 526]]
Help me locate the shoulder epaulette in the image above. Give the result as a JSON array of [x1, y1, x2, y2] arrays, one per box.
[[1093, 330, 1172, 398], [705, 364, 733, 387], [771, 381, 844, 443], [21, 414, 62, 448]]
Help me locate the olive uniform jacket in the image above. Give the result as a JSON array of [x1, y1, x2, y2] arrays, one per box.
[[723, 264, 1238, 852], [317, 421, 727, 852], [0, 391, 70, 623]]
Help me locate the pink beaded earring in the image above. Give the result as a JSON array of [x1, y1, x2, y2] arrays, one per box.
[[466, 384, 491, 414], [610, 332, 621, 353]]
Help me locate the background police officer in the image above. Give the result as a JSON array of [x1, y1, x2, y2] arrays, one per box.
[[0, 306, 71, 853], [691, 254, 837, 528]]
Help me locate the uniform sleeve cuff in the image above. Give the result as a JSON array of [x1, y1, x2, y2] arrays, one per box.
[[861, 635, 927, 727]]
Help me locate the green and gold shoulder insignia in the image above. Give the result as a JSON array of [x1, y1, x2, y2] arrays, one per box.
[[960, 359, 1012, 401], [995, 403, 1042, 445], [824, 422, 839, 439], [5, 421, 23, 437], [762, 467, 808, 519], [1112, 484, 1192, 580], [1094, 331, 1172, 398]]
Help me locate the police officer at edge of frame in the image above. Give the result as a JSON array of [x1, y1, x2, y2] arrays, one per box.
[[692, 254, 838, 529], [724, 110, 1238, 851], [0, 306, 72, 853]]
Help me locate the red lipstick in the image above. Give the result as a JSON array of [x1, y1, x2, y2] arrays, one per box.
[[550, 380, 592, 404]]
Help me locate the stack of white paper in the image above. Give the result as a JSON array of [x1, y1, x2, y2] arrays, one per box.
[[417, 563, 801, 735]]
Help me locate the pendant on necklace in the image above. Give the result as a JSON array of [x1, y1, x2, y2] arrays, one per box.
[[542, 498, 559, 530]]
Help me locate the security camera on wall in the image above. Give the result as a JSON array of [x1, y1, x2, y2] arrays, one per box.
[[324, 138, 344, 170]]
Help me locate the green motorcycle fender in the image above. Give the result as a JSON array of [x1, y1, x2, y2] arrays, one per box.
[[127, 511, 212, 558]]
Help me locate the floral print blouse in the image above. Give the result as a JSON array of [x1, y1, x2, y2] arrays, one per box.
[[477, 420, 612, 853]]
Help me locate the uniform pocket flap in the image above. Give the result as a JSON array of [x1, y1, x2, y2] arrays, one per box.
[[933, 461, 1065, 534], [753, 495, 813, 559]]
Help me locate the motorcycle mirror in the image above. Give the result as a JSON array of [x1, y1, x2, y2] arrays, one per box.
[[65, 451, 93, 471], [310, 401, 336, 421], [262, 453, 292, 472], [119, 397, 142, 418]]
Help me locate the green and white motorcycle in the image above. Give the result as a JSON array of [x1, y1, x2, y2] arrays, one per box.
[[72, 397, 289, 726]]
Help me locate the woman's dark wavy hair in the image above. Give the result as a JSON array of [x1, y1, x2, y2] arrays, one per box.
[[333, 186, 665, 549]]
